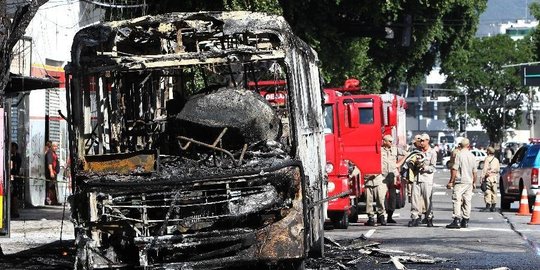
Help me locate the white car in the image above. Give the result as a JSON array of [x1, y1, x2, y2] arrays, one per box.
[[442, 149, 487, 169]]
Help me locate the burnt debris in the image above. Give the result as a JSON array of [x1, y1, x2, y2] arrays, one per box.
[[306, 237, 451, 270]]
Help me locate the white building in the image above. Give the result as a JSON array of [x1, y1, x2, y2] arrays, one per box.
[[499, 20, 539, 40], [6, 0, 105, 206]]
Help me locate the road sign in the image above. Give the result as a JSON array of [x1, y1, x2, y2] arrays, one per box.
[[522, 65, 540, 86]]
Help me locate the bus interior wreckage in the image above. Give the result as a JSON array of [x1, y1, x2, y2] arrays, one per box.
[[66, 12, 326, 269]]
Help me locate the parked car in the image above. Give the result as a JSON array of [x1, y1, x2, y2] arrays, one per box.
[[500, 141, 540, 210], [443, 149, 487, 169]]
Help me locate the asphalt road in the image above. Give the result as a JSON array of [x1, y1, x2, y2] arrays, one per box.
[[325, 166, 540, 269], [1, 167, 539, 269]]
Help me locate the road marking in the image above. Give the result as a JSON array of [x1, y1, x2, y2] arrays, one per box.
[[459, 227, 513, 232], [365, 229, 376, 238], [433, 191, 447, 196]]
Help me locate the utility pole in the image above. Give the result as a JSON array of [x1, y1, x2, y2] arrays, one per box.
[[502, 89, 506, 142], [464, 90, 468, 138], [530, 87, 536, 138]]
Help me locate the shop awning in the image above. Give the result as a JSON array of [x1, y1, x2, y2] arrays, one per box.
[[5, 73, 60, 94]]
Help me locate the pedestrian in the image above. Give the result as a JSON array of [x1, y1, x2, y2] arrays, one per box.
[[480, 146, 500, 212], [408, 133, 437, 227], [45, 141, 60, 205], [381, 135, 407, 224], [446, 138, 477, 229], [10, 142, 22, 218], [44, 140, 51, 153]]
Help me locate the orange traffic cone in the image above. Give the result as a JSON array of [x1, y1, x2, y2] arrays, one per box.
[[516, 189, 531, 216], [528, 192, 540, 225]]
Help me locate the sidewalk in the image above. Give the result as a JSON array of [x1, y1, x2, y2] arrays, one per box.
[[501, 202, 540, 255], [0, 205, 74, 255]]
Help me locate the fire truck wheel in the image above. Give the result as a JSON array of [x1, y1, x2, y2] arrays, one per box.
[[330, 212, 349, 229], [348, 206, 359, 223]]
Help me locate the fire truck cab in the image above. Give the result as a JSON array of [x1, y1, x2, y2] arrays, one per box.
[[324, 80, 407, 229]]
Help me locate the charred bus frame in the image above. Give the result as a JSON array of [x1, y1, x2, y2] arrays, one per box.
[[66, 12, 326, 269]]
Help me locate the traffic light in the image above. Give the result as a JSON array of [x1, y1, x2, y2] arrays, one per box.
[[459, 117, 466, 132]]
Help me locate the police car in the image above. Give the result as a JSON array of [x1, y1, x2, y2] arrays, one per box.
[[499, 139, 540, 210]]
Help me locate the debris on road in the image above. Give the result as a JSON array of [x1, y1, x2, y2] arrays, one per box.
[[0, 240, 75, 270], [306, 237, 451, 270]]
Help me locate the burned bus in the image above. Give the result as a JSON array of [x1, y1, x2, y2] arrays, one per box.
[[66, 12, 326, 269]]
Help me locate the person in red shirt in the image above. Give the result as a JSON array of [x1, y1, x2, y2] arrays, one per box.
[[45, 141, 60, 205]]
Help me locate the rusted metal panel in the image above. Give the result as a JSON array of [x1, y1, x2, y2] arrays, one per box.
[[256, 176, 305, 259], [83, 150, 156, 174]]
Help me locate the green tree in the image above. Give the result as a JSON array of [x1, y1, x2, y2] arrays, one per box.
[[530, 2, 540, 58], [442, 35, 534, 144], [280, 0, 488, 91], [97, 0, 487, 91]]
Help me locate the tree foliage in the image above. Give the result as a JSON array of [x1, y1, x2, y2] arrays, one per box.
[[108, 0, 487, 92], [442, 35, 534, 144], [280, 0, 488, 91], [2, 1, 488, 96], [530, 2, 540, 58]]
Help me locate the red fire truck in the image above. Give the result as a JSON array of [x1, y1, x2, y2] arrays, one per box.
[[323, 79, 408, 229], [252, 79, 408, 229]]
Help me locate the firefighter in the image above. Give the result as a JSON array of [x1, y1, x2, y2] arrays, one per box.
[[405, 134, 427, 222], [364, 173, 386, 226], [408, 133, 437, 227], [480, 146, 500, 212], [448, 140, 463, 170], [408, 134, 422, 152], [446, 138, 477, 229], [364, 136, 399, 226], [406, 135, 421, 202], [382, 135, 406, 224]]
